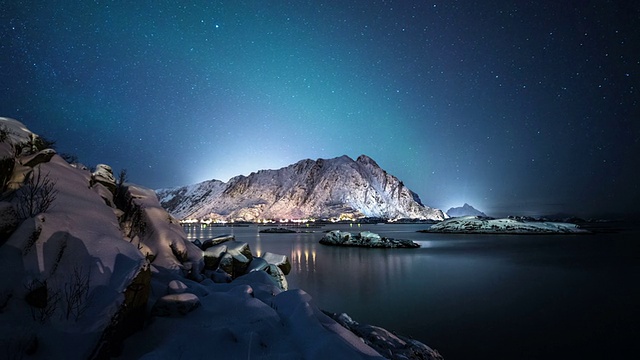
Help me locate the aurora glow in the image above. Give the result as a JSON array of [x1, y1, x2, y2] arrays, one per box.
[[2, 1, 638, 217]]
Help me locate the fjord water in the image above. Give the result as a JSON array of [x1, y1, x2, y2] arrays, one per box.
[[184, 223, 639, 359]]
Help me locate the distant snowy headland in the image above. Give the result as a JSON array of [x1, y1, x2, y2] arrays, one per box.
[[420, 216, 590, 234]]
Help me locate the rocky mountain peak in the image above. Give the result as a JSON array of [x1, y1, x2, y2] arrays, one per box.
[[157, 155, 445, 221], [446, 203, 487, 218]]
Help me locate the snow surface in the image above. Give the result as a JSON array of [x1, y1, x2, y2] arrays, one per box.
[[1, 119, 145, 357], [123, 271, 385, 360], [424, 215, 589, 234]]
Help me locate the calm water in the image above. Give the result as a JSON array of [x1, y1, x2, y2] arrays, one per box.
[[184, 222, 639, 359]]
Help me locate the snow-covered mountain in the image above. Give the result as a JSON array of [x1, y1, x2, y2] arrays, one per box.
[[446, 203, 487, 218], [157, 155, 445, 221]]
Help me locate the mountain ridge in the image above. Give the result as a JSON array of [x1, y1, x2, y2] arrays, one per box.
[[446, 203, 487, 218], [157, 155, 445, 221]]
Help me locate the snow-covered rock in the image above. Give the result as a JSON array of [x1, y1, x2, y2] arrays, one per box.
[[20, 148, 56, 168], [262, 251, 292, 275], [121, 271, 386, 359], [151, 293, 200, 317], [329, 312, 444, 360], [422, 215, 589, 234], [157, 155, 445, 221], [0, 118, 146, 358], [91, 163, 116, 193], [446, 203, 487, 218], [320, 230, 421, 248], [167, 279, 188, 294], [118, 184, 204, 276]]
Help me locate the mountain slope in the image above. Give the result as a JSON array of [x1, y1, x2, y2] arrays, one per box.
[[446, 203, 487, 218], [157, 155, 445, 221]]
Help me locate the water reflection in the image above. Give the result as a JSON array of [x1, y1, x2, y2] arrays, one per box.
[[178, 223, 640, 359], [290, 242, 317, 273]]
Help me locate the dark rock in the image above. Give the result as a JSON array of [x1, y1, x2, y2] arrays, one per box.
[[265, 264, 288, 291], [246, 257, 270, 273], [0, 149, 15, 192], [262, 252, 292, 275], [0, 201, 19, 244], [259, 227, 297, 233], [217, 252, 234, 276], [91, 164, 116, 194], [151, 293, 200, 317], [21, 148, 56, 168], [320, 230, 420, 248], [201, 234, 234, 250], [24, 281, 48, 309], [203, 244, 227, 270]]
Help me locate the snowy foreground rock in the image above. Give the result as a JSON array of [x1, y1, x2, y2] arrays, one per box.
[[327, 312, 444, 360], [0, 118, 442, 359], [421, 215, 590, 234], [320, 230, 420, 248]]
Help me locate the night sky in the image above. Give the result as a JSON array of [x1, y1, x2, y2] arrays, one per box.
[[2, 1, 638, 217]]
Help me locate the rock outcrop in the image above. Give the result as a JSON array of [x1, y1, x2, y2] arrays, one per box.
[[328, 312, 445, 360], [199, 235, 291, 290], [320, 230, 420, 248]]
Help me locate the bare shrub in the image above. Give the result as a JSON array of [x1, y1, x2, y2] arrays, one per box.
[[115, 168, 127, 199], [60, 153, 78, 164], [24, 279, 59, 323], [22, 226, 42, 256], [63, 265, 91, 321], [49, 236, 68, 276], [15, 168, 58, 220], [31, 135, 56, 152], [126, 207, 147, 239]]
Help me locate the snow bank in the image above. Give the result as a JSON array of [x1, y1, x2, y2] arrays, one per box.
[[122, 271, 384, 359], [119, 184, 204, 277], [1, 118, 146, 358]]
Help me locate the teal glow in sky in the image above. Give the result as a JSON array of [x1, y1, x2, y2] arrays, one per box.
[[2, 1, 638, 217]]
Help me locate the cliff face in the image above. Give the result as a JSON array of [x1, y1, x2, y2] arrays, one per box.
[[157, 155, 445, 221]]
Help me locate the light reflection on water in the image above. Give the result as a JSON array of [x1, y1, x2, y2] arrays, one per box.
[[180, 223, 639, 360]]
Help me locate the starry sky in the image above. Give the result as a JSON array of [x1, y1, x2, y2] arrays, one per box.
[[1, 1, 638, 217]]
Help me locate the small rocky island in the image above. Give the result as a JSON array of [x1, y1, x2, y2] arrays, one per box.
[[420, 216, 590, 234], [258, 227, 298, 233], [320, 230, 420, 248]]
